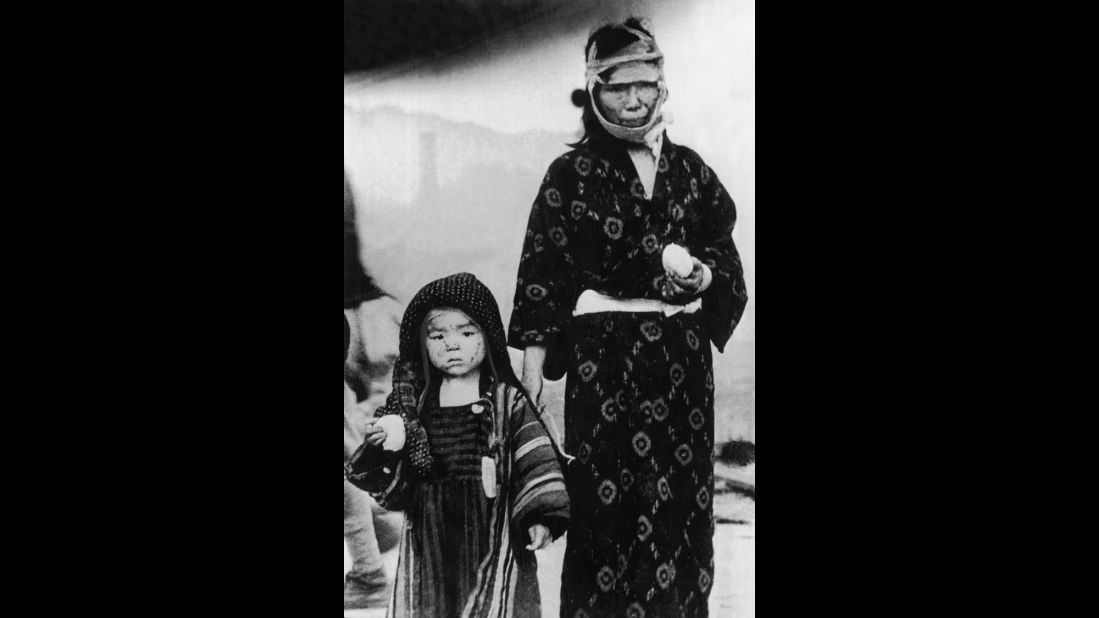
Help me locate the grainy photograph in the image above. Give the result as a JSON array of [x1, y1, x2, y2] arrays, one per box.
[[343, 1, 754, 615]]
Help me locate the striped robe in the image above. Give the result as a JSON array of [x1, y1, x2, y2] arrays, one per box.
[[357, 381, 569, 618]]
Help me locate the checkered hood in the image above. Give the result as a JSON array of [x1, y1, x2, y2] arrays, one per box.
[[397, 272, 519, 389]]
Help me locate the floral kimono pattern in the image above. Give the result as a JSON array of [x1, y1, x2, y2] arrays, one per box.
[[509, 134, 747, 617]]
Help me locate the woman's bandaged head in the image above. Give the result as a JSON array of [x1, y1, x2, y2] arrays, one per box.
[[598, 60, 662, 85], [585, 19, 668, 144]]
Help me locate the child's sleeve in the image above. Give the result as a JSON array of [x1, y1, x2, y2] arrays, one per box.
[[344, 412, 416, 512], [507, 389, 570, 539], [344, 386, 431, 511], [345, 437, 408, 510]]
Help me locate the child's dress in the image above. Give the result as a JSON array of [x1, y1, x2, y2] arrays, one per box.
[[411, 401, 494, 616]]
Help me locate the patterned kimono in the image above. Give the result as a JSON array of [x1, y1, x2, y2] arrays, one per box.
[[347, 272, 570, 618], [508, 133, 748, 617]]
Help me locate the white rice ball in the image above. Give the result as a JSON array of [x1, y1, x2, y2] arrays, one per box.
[[662, 243, 694, 277]]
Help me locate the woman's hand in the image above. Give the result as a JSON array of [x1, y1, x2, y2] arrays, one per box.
[[526, 524, 552, 550], [522, 345, 547, 403], [521, 371, 544, 405], [363, 419, 388, 446], [662, 258, 712, 302]]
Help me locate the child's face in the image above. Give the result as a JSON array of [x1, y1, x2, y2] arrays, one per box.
[[424, 308, 486, 379]]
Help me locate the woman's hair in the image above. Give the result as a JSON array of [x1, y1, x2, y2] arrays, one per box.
[[569, 17, 655, 148]]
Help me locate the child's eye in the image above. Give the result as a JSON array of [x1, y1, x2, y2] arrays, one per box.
[[430, 334, 444, 340]]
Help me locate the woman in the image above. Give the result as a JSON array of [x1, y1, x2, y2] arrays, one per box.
[[508, 17, 748, 617]]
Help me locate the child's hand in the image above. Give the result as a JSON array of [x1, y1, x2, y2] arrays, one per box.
[[526, 524, 552, 551], [363, 419, 388, 446], [371, 415, 407, 451]]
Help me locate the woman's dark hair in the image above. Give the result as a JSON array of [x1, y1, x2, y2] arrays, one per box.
[[567, 94, 607, 149], [568, 17, 654, 149]]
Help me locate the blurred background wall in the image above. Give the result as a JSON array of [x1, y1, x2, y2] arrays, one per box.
[[344, 0, 754, 444]]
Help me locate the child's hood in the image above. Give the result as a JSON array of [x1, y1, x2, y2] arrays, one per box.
[[396, 272, 520, 389]]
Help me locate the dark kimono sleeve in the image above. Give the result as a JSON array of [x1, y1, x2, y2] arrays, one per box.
[[507, 387, 570, 539], [344, 377, 433, 511], [345, 432, 408, 510], [696, 163, 749, 353], [508, 159, 576, 350]]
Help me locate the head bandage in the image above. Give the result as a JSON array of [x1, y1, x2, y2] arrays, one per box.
[[585, 22, 669, 146]]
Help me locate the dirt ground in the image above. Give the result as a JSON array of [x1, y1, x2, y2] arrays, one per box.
[[345, 515, 755, 617]]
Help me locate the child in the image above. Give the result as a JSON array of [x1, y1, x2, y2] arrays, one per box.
[[345, 272, 570, 618]]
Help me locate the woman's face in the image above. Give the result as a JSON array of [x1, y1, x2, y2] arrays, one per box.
[[423, 308, 486, 378], [596, 70, 660, 128]]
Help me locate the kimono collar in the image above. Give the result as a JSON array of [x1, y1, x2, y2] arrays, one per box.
[[590, 129, 676, 168]]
